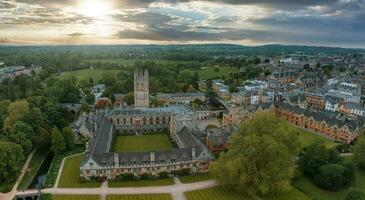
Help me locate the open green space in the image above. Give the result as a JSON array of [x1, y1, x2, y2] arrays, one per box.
[[58, 69, 122, 82], [113, 134, 173, 152], [107, 194, 172, 200], [108, 178, 174, 187], [185, 186, 254, 200], [58, 154, 100, 188], [294, 127, 338, 148], [259, 187, 312, 200], [45, 145, 85, 188], [40, 194, 99, 200], [18, 150, 49, 190], [179, 173, 213, 184], [293, 156, 365, 200]]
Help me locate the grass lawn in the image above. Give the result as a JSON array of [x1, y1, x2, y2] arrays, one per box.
[[108, 178, 174, 187], [185, 186, 254, 200], [294, 126, 338, 148], [179, 173, 213, 184], [17, 150, 48, 190], [58, 69, 122, 82], [293, 156, 365, 200], [58, 154, 100, 188], [107, 194, 172, 200], [42, 194, 99, 200], [259, 186, 312, 200], [113, 134, 173, 152]]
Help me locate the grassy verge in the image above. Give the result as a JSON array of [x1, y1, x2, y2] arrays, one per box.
[[17, 150, 48, 190], [107, 194, 172, 200], [58, 154, 100, 188], [44, 145, 85, 188], [39, 194, 99, 200], [185, 186, 254, 200], [179, 173, 213, 184], [294, 126, 338, 148], [108, 178, 174, 187]]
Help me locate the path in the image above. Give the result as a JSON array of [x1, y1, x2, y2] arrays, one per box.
[[0, 150, 35, 200]]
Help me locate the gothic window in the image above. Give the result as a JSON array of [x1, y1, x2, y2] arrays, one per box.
[[143, 117, 147, 125], [162, 116, 166, 124], [150, 117, 153, 124], [130, 117, 133, 124], [156, 116, 160, 124], [117, 118, 120, 125], [123, 118, 126, 124]]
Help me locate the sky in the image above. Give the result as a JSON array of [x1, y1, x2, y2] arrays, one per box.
[[0, 0, 364, 47]]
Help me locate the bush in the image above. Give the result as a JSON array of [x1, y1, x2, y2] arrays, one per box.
[[174, 169, 190, 176], [116, 173, 136, 181], [346, 189, 365, 200], [158, 172, 169, 179], [140, 173, 152, 180], [314, 163, 354, 191]]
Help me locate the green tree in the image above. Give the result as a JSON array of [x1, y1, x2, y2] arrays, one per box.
[[3, 100, 29, 132], [346, 189, 365, 200], [51, 127, 66, 155], [62, 127, 75, 150], [314, 163, 354, 191], [0, 141, 24, 183], [35, 128, 52, 150], [353, 137, 365, 170], [124, 92, 134, 105], [212, 112, 300, 195]]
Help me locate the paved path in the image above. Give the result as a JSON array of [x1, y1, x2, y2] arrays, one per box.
[[13, 179, 217, 200], [0, 151, 35, 200]]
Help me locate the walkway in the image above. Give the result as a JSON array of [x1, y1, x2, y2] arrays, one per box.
[[13, 178, 218, 200]]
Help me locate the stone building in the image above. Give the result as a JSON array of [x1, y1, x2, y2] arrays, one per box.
[[134, 68, 149, 108]]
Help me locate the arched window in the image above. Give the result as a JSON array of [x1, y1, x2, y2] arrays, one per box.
[[150, 117, 154, 124], [143, 117, 147, 125], [156, 116, 160, 124], [162, 116, 166, 124], [117, 118, 120, 125], [130, 117, 133, 124], [123, 118, 126, 124]]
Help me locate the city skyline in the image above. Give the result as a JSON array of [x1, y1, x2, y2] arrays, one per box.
[[0, 0, 365, 47]]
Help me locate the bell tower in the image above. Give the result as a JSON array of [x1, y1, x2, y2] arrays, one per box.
[[134, 68, 149, 108]]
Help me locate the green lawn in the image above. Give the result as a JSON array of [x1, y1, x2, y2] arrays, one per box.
[[108, 178, 174, 187], [259, 187, 312, 200], [179, 173, 213, 184], [113, 134, 173, 152], [58, 154, 100, 188], [18, 150, 49, 190], [58, 69, 122, 82], [185, 186, 254, 200], [107, 194, 172, 200], [294, 127, 338, 148], [42, 194, 99, 200]]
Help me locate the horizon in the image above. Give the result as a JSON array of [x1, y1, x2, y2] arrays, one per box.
[[1, 0, 365, 48]]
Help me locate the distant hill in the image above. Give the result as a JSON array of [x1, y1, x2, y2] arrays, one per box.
[[0, 43, 364, 56]]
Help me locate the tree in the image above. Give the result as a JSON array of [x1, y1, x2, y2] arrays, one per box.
[[3, 100, 29, 132], [51, 127, 66, 155], [0, 141, 24, 183], [314, 163, 354, 191], [353, 137, 365, 170], [35, 128, 52, 150], [124, 92, 134, 105], [62, 127, 75, 150], [346, 189, 365, 200], [212, 112, 300, 195]]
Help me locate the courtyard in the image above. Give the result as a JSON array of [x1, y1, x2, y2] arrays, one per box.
[[112, 133, 173, 152]]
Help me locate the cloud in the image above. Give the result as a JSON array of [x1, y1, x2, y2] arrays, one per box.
[[67, 32, 95, 37]]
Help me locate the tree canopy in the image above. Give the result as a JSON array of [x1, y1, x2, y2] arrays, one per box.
[[212, 112, 300, 195]]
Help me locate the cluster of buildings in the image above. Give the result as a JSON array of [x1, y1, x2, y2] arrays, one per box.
[[79, 69, 214, 180], [0, 63, 41, 83]]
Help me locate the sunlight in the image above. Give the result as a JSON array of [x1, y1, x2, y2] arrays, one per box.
[[77, 0, 112, 17]]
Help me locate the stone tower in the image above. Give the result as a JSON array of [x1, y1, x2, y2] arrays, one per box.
[[134, 68, 149, 108]]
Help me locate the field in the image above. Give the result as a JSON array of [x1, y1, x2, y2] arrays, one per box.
[[18, 150, 48, 190], [113, 134, 173, 152], [58, 69, 122, 82], [184, 186, 254, 200], [294, 126, 338, 148], [108, 178, 174, 187], [107, 194, 172, 200], [58, 154, 100, 188], [179, 173, 213, 183], [259, 187, 312, 200]]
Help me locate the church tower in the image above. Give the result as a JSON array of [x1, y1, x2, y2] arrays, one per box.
[[134, 68, 149, 108]]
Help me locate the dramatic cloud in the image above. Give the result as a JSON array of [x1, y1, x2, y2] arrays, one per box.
[[1, 0, 365, 47]]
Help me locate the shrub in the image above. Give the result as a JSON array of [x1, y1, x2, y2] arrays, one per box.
[[158, 172, 169, 179], [116, 173, 136, 181], [140, 173, 152, 180], [346, 189, 365, 200], [314, 163, 354, 191], [174, 169, 190, 176]]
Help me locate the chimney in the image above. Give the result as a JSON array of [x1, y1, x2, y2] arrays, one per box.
[[150, 152, 155, 162], [114, 153, 119, 167], [192, 147, 196, 159]]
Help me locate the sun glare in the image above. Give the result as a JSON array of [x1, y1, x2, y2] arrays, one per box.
[[77, 0, 112, 17]]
